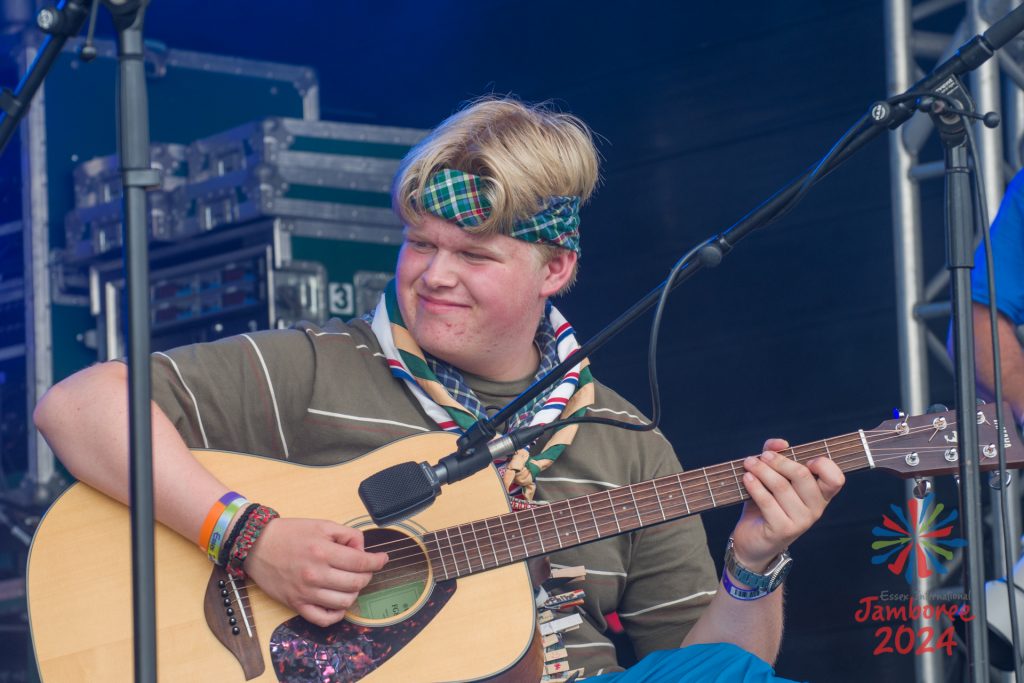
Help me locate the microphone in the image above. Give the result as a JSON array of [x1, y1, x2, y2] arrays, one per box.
[[358, 424, 551, 525]]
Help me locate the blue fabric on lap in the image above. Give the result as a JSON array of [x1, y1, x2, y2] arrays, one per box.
[[585, 643, 803, 683]]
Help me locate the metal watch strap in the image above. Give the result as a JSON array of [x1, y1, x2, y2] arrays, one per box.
[[721, 570, 769, 601], [724, 537, 792, 593]]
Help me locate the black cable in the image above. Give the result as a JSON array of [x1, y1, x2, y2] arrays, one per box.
[[498, 236, 720, 447], [499, 112, 880, 451], [964, 116, 1024, 680]]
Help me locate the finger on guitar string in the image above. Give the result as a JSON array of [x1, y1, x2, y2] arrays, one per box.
[[242, 517, 389, 628]]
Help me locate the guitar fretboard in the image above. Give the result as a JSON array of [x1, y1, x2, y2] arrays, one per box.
[[423, 431, 872, 580]]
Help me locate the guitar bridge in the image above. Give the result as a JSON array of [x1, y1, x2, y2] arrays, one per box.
[[204, 566, 265, 680]]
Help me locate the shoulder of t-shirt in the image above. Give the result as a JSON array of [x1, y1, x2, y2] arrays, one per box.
[[289, 317, 382, 350], [577, 376, 683, 476]]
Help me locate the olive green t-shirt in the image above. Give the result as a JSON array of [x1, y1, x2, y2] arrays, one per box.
[[151, 317, 718, 676]]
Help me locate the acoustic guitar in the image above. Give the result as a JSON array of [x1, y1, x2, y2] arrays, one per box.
[[26, 404, 1023, 682]]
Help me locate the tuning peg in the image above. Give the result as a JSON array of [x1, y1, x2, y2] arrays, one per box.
[[912, 478, 932, 499], [989, 472, 1013, 490], [892, 409, 909, 435], [927, 403, 949, 413], [977, 398, 987, 406]]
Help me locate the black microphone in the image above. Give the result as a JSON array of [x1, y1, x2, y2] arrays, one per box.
[[358, 424, 551, 525]]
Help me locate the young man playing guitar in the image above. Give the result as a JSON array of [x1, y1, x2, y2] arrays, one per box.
[[34, 97, 845, 681]]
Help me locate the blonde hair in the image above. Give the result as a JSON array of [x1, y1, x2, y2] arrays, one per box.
[[392, 97, 600, 289]]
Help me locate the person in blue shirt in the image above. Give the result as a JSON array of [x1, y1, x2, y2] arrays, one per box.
[[970, 169, 1024, 427]]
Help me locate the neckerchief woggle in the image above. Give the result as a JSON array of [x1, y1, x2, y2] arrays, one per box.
[[370, 280, 594, 503]]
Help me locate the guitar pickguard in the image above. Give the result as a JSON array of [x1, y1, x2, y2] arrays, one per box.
[[268, 580, 457, 682]]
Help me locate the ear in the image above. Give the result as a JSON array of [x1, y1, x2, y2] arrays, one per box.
[[539, 249, 577, 297]]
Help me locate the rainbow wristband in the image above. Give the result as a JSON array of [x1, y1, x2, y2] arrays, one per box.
[[207, 495, 250, 563], [198, 491, 246, 553]]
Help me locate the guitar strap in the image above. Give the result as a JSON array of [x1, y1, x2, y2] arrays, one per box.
[[369, 280, 595, 502]]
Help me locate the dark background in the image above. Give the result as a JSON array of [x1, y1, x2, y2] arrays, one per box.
[[3, 0, 983, 680]]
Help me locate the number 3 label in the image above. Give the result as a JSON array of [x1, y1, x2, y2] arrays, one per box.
[[329, 282, 354, 316]]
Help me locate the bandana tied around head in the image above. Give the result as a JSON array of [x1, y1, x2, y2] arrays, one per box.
[[370, 280, 594, 502], [420, 169, 582, 255]]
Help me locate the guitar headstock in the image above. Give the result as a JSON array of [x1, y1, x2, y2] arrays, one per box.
[[868, 403, 1024, 478]]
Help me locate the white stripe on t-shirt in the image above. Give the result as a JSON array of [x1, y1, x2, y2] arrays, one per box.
[[307, 408, 430, 433], [154, 351, 210, 448], [535, 475, 622, 489], [241, 334, 290, 459], [617, 590, 718, 618]]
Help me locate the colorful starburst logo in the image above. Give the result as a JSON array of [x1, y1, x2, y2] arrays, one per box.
[[871, 493, 966, 584]]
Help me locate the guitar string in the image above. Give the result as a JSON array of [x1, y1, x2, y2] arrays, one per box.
[[357, 426, 921, 557], [214, 419, 988, 594], [361, 419, 968, 561], [358, 419, 986, 574], [359, 421, 995, 586]]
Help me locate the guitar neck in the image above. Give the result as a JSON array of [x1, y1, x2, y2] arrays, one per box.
[[423, 431, 874, 581]]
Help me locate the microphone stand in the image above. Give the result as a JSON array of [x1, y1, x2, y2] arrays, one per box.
[[106, 3, 161, 681], [922, 84, 991, 681], [1, 1, 161, 680]]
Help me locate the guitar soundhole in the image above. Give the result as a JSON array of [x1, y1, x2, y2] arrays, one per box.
[[346, 527, 432, 625]]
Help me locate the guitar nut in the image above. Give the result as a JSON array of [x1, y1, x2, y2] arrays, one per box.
[[945, 448, 958, 462], [905, 452, 920, 466], [932, 417, 947, 430], [983, 444, 997, 458]]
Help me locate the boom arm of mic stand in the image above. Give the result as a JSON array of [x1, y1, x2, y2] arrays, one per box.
[[0, 0, 92, 157], [458, 120, 888, 457], [456, 4, 1024, 497]]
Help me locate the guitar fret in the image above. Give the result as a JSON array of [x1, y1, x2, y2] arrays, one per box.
[[531, 508, 546, 554], [626, 485, 641, 525], [677, 475, 690, 514], [651, 481, 667, 522], [823, 439, 833, 460], [457, 525, 474, 573], [731, 462, 743, 499], [459, 524, 472, 573], [607, 490, 621, 532], [703, 469, 716, 507], [614, 488, 641, 529], [498, 517, 514, 565], [586, 496, 601, 539], [444, 527, 465, 576], [471, 521, 487, 571], [484, 519, 499, 568], [512, 511, 529, 561], [566, 500, 583, 544], [437, 544, 452, 580], [426, 536, 450, 580]]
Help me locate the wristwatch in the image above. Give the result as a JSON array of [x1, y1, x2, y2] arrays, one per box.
[[722, 537, 793, 600]]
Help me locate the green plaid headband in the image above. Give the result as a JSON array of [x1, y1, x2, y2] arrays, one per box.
[[420, 168, 581, 254]]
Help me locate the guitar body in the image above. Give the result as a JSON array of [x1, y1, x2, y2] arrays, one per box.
[[27, 432, 541, 682]]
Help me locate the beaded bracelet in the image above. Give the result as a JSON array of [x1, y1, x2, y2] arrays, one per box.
[[216, 503, 257, 567], [226, 504, 280, 580], [198, 491, 246, 552]]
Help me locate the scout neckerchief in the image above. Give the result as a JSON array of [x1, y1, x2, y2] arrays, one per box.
[[370, 280, 594, 503]]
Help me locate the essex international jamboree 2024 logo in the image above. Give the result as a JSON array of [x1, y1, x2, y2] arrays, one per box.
[[853, 493, 973, 657]]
